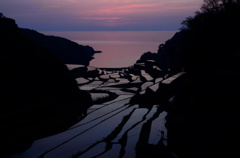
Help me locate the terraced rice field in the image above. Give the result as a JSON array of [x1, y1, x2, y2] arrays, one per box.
[[9, 65, 184, 158]]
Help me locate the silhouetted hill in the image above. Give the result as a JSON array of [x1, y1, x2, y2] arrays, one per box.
[[20, 28, 101, 66], [0, 13, 92, 155], [137, 0, 240, 157]]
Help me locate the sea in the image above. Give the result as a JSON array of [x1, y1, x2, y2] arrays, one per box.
[[40, 31, 177, 68]]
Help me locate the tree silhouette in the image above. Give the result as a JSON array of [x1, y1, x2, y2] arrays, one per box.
[[181, 0, 240, 30], [164, 1, 240, 157]]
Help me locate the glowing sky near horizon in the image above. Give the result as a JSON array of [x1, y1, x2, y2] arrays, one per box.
[[0, 0, 202, 31]]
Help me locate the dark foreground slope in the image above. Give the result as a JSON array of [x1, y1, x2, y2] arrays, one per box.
[[0, 13, 92, 155], [137, 0, 240, 157], [20, 29, 101, 66], [165, 1, 240, 158]]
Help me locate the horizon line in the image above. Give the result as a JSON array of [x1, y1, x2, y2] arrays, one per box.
[[38, 30, 179, 32]]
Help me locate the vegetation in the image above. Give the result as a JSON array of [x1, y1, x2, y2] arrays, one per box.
[[157, 1, 240, 157], [0, 13, 92, 156], [20, 29, 101, 66], [138, 0, 240, 76], [180, 0, 240, 76]]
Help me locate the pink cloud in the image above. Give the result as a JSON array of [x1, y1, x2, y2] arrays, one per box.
[[0, 0, 202, 30], [74, 16, 132, 27], [81, 17, 121, 20], [99, 4, 159, 14]]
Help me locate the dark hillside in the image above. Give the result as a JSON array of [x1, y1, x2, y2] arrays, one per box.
[[0, 13, 92, 155], [20, 28, 101, 66], [136, 0, 240, 157]]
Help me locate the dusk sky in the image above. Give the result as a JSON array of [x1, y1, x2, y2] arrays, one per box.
[[0, 0, 202, 31]]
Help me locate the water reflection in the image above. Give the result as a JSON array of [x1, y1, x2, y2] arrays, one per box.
[[41, 31, 176, 68]]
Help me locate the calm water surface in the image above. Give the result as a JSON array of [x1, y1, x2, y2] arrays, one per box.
[[41, 31, 176, 68]]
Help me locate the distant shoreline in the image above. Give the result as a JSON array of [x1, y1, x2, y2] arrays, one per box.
[[40, 31, 177, 67]]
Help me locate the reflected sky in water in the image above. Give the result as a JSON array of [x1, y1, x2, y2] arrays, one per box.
[[41, 31, 176, 68]]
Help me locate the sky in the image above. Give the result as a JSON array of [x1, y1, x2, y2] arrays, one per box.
[[0, 0, 202, 31]]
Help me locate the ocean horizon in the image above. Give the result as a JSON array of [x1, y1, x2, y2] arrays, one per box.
[[40, 31, 177, 68]]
